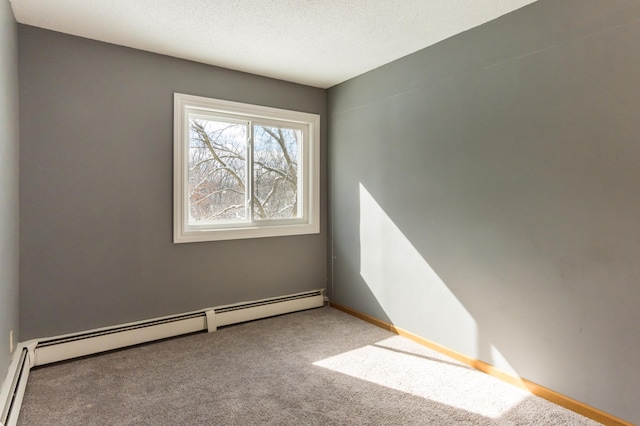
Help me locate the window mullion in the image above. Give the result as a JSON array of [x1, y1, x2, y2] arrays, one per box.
[[246, 121, 254, 223]]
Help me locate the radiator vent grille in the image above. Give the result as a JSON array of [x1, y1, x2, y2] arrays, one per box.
[[36, 312, 207, 348], [214, 290, 323, 313]]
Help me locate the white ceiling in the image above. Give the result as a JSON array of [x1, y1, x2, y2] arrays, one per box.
[[10, 0, 538, 88]]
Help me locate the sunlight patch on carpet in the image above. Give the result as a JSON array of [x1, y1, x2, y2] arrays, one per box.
[[313, 336, 527, 419]]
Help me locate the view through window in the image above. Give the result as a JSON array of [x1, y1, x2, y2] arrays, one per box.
[[174, 94, 319, 242]]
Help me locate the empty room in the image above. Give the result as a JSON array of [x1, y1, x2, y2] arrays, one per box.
[[1, 0, 639, 424]]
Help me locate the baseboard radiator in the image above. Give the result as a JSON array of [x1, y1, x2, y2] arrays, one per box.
[[0, 348, 30, 426], [0, 289, 324, 426]]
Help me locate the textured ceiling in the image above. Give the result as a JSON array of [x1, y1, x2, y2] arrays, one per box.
[[10, 0, 538, 88]]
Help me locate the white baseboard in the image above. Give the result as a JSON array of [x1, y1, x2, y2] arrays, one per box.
[[0, 289, 324, 426]]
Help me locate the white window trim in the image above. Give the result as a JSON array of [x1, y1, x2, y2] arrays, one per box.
[[174, 93, 320, 243]]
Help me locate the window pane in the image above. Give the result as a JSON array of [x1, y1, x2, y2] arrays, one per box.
[[252, 125, 300, 220], [188, 118, 247, 223]]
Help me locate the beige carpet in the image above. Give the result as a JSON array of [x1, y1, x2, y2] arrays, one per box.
[[18, 307, 600, 425]]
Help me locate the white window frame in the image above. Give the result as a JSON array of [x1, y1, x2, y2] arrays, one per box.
[[174, 93, 320, 243]]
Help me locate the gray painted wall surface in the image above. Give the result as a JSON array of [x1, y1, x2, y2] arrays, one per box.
[[328, 0, 640, 423], [0, 2, 19, 379], [19, 26, 327, 340]]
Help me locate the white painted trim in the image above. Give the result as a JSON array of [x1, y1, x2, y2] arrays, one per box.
[[173, 93, 321, 243]]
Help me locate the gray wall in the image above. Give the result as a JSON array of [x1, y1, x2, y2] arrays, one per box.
[[328, 0, 640, 423], [19, 26, 327, 340], [0, 1, 19, 379]]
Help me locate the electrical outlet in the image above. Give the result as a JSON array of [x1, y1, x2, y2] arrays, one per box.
[[9, 330, 14, 354]]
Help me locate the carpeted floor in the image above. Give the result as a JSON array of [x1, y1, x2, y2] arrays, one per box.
[[18, 307, 600, 425]]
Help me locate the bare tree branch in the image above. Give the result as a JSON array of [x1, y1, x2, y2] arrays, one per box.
[[262, 177, 284, 206], [191, 121, 245, 191], [205, 204, 244, 220], [190, 187, 244, 207]]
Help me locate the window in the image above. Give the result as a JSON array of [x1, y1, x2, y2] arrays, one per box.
[[174, 93, 320, 243]]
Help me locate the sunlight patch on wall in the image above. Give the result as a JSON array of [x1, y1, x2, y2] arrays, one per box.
[[359, 183, 478, 356], [314, 335, 527, 419], [490, 344, 519, 377]]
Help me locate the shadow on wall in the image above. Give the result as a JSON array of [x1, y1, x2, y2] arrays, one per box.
[[357, 182, 519, 378]]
